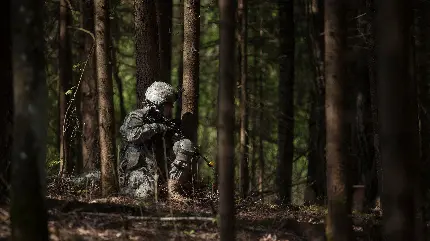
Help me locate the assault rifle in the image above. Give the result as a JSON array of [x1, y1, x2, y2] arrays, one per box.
[[144, 100, 214, 168]]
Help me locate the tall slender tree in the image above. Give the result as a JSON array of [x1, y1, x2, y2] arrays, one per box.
[[111, 0, 127, 122], [156, 0, 173, 84], [257, 18, 265, 196], [218, 0, 236, 239], [306, 0, 326, 204], [10, 0, 49, 238], [175, 0, 184, 120], [0, 0, 12, 204], [376, 0, 419, 240], [276, 0, 294, 204], [238, 0, 249, 199], [416, 0, 430, 239], [135, 0, 160, 107], [324, 0, 353, 240], [80, 0, 99, 172], [182, 0, 200, 182], [94, 0, 119, 196], [59, 0, 73, 174]]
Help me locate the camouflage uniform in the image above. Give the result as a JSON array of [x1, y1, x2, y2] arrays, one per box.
[[119, 82, 197, 199]]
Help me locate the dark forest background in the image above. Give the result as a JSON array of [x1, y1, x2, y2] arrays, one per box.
[[0, 0, 428, 240]]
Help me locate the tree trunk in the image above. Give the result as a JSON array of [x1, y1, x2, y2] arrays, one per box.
[[10, 0, 49, 238], [135, 0, 159, 107], [277, 0, 294, 204], [218, 0, 236, 239], [156, 0, 173, 84], [182, 0, 200, 183], [376, 0, 419, 240], [94, 0, 119, 196], [306, 0, 326, 204], [258, 17, 265, 197], [59, 0, 73, 174], [0, 0, 12, 204], [364, 0, 381, 210], [324, 0, 353, 240], [416, 0, 430, 239], [238, 0, 249, 199], [80, 0, 99, 173], [175, 0, 184, 120], [249, 19, 258, 193], [111, 0, 126, 122]]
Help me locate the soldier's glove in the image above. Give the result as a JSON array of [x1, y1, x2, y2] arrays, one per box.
[[154, 123, 169, 134], [166, 118, 181, 130]]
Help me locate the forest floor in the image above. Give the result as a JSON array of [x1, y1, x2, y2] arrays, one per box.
[[0, 180, 384, 241]]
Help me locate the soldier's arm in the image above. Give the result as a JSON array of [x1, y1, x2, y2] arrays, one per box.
[[120, 108, 168, 143]]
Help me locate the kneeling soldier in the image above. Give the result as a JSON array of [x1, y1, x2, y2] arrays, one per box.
[[119, 81, 197, 199]]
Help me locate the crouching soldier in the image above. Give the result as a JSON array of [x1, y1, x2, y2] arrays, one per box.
[[119, 81, 198, 199]]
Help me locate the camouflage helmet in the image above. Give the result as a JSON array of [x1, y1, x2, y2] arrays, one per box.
[[173, 139, 197, 155], [145, 81, 178, 106]]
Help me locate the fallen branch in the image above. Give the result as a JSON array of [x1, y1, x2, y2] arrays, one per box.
[[79, 212, 216, 222]]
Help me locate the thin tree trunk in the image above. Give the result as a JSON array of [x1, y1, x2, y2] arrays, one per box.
[[258, 18, 265, 197], [218, 0, 236, 239], [306, 0, 326, 203], [376, 0, 419, 239], [94, 0, 119, 196], [324, 0, 353, 240], [59, 0, 73, 174], [156, 0, 173, 84], [182, 0, 200, 182], [238, 0, 249, 199], [306, 90, 318, 204], [80, 0, 99, 172], [416, 0, 430, 239], [0, 0, 12, 204], [135, 0, 159, 107], [110, 0, 126, 122], [249, 15, 258, 193], [176, 0, 184, 120], [258, 74, 264, 196], [111, 45, 126, 121], [10, 0, 49, 238], [277, 0, 294, 204]]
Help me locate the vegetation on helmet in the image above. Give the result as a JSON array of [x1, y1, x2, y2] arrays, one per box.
[[144, 81, 179, 106]]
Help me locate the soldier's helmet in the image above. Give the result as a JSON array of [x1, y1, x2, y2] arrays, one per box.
[[174, 138, 197, 155], [145, 81, 179, 106]]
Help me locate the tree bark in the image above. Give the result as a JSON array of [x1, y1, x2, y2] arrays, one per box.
[[324, 0, 353, 240], [10, 0, 49, 238], [182, 0, 200, 183], [175, 0, 184, 120], [0, 0, 13, 204], [80, 0, 99, 173], [59, 0, 73, 174], [416, 0, 430, 239], [156, 0, 173, 84], [135, 0, 160, 107], [218, 0, 237, 239], [238, 0, 249, 199], [258, 17, 265, 197], [111, 0, 127, 122], [376, 0, 419, 240], [306, 0, 326, 204], [94, 0, 119, 196], [276, 0, 294, 204], [364, 0, 381, 210]]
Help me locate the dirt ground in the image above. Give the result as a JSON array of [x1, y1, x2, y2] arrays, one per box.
[[0, 194, 385, 241], [0, 178, 386, 241]]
